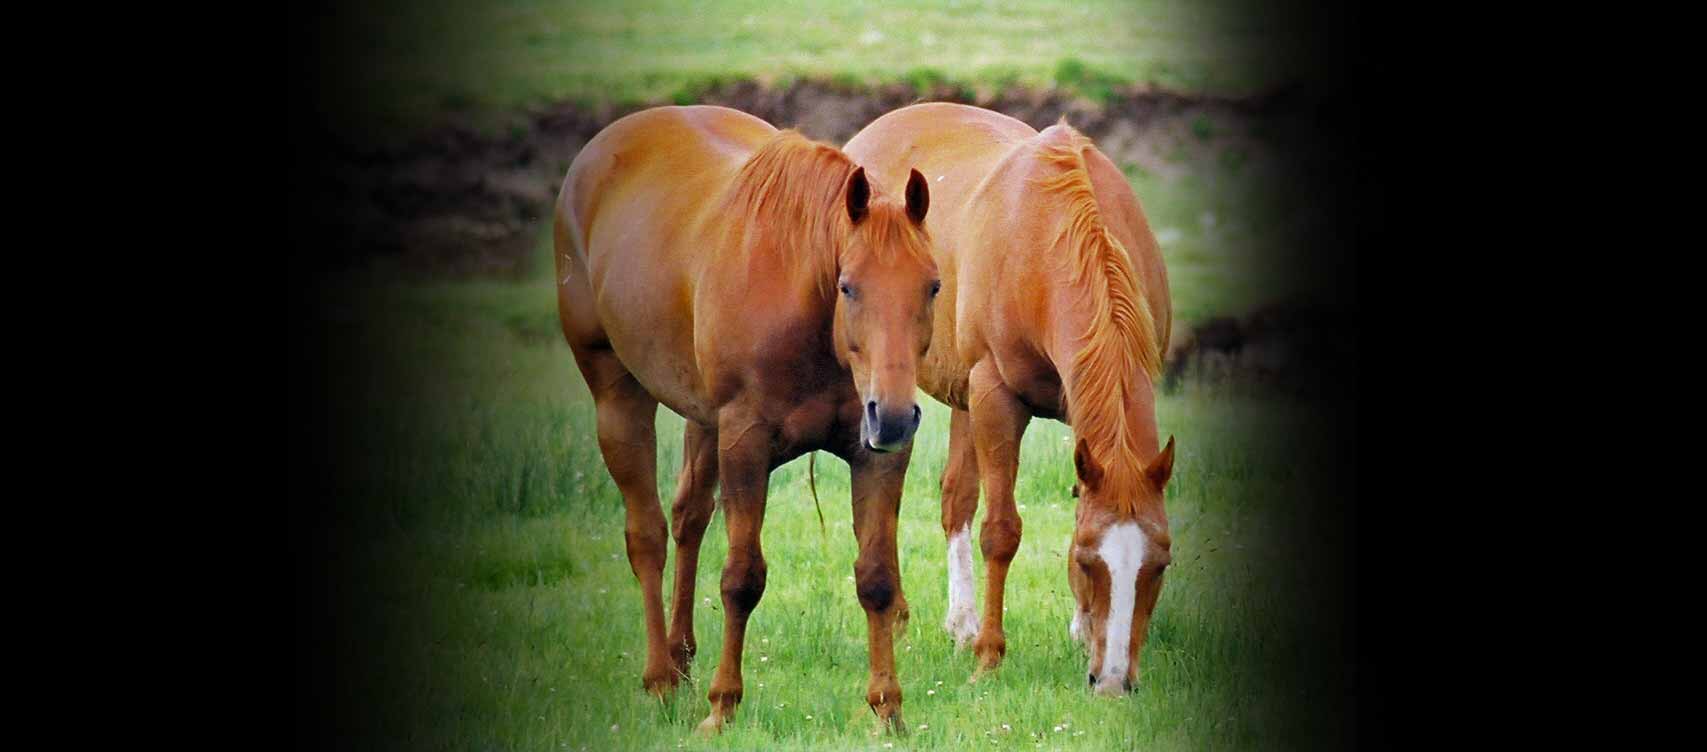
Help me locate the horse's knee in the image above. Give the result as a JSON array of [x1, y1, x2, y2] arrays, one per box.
[[855, 557, 898, 614], [671, 497, 712, 547], [939, 477, 975, 534], [720, 553, 767, 614], [980, 515, 1021, 563], [938, 465, 961, 498], [625, 519, 668, 576]]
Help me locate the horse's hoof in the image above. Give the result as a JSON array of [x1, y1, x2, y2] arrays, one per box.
[[642, 667, 679, 699], [970, 646, 1004, 681], [943, 606, 979, 649], [870, 708, 906, 736], [668, 640, 696, 676], [948, 620, 978, 650], [693, 714, 723, 737]]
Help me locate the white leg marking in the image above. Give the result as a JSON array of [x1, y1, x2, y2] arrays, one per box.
[[944, 524, 978, 646], [1095, 522, 1145, 692], [1069, 609, 1085, 643]]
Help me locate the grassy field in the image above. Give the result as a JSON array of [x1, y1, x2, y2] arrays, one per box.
[[309, 0, 1323, 134], [310, 232, 1350, 750], [297, 2, 1353, 748]]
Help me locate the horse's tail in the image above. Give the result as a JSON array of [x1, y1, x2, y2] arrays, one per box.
[[809, 451, 826, 538], [555, 143, 607, 348], [555, 154, 596, 275]]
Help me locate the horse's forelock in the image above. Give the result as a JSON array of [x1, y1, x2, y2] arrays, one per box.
[[849, 200, 933, 269]]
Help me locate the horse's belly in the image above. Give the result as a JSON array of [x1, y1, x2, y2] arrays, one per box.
[[1005, 358, 1066, 420], [775, 391, 847, 460], [604, 327, 711, 421]]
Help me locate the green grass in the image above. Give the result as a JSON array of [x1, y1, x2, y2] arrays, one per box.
[[309, 0, 1314, 136], [1125, 162, 1330, 325], [314, 190, 1348, 749]]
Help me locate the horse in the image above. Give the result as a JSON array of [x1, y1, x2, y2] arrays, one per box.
[[555, 105, 939, 733], [845, 103, 1175, 695]]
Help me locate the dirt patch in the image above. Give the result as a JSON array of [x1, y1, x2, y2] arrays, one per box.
[[294, 79, 1306, 277], [1163, 300, 1357, 396]]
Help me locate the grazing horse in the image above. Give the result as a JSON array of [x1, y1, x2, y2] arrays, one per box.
[[555, 106, 938, 733], [845, 103, 1175, 695]]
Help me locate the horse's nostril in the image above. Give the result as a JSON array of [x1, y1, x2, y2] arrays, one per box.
[[912, 404, 922, 424], [866, 400, 878, 423]]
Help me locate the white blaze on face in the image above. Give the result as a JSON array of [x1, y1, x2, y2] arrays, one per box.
[[944, 524, 978, 644], [1094, 522, 1146, 690]]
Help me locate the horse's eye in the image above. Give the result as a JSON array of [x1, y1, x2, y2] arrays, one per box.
[[839, 282, 853, 297], [930, 280, 942, 297]]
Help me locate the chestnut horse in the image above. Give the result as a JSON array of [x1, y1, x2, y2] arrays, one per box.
[[556, 106, 938, 733], [846, 103, 1175, 695]]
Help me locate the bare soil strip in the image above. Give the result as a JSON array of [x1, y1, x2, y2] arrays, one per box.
[[294, 80, 1349, 390], [298, 81, 1302, 275]]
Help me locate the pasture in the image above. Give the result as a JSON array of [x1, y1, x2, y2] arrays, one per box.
[[309, 247, 1350, 751], [293, 1, 1356, 748]]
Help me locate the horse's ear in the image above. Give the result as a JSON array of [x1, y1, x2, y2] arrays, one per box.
[[846, 166, 870, 224], [1147, 435, 1176, 489], [905, 168, 929, 224], [1073, 438, 1103, 490]]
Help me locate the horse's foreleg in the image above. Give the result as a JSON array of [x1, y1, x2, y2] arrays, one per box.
[[940, 407, 981, 648], [967, 360, 1031, 678], [666, 421, 718, 679], [696, 409, 774, 736], [578, 349, 672, 697], [849, 446, 911, 734]]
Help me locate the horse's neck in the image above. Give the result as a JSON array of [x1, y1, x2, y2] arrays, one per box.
[[1049, 298, 1161, 462], [710, 183, 842, 293]]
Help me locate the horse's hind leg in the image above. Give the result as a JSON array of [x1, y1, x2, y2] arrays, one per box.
[[851, 446, 912, 734], [573, 345, 674, 697], [940, 408, 981, 648], [666, 421, 718, 679]]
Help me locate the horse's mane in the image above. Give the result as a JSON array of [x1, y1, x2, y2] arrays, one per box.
[[723, 130, 930, 298], [1035, 125, 1164, 515]]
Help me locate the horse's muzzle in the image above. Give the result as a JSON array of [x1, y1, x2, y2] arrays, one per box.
[[863, 401, 921, 452], [1091, 673, 1134, 696]]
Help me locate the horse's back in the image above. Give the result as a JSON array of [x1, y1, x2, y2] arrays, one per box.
[[559, 106, 774, 269], [846, 105, 1170, 406], [845, 103, 1035, 219]]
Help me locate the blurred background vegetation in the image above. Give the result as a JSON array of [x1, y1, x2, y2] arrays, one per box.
[[299, 0, 1340, 137]]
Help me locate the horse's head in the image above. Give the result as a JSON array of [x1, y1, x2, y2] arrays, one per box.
[[1066, 435, 1175, 695], [832, 167, 938, 453]]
